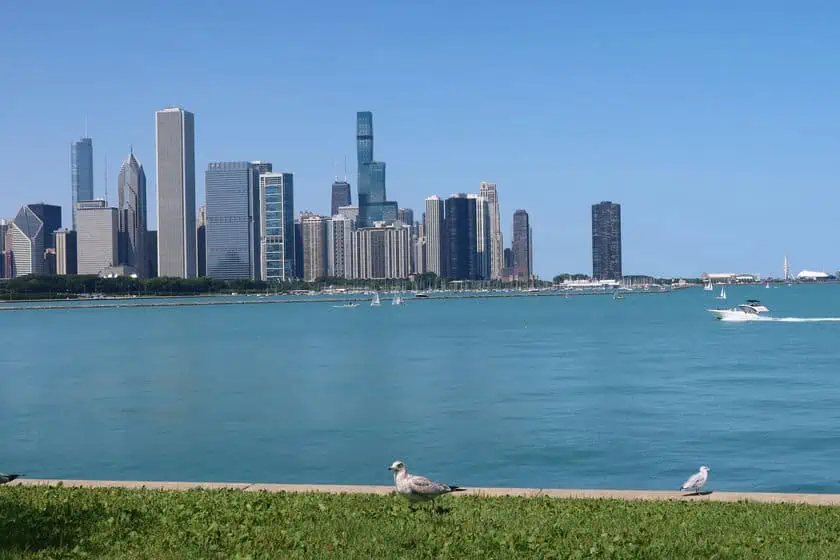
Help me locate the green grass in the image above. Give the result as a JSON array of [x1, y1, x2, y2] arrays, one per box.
[[2, 486, 840, 559]]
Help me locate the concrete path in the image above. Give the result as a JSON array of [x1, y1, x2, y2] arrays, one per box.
[[8, 479, 840, 506]]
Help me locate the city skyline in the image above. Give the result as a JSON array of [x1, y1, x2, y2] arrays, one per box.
[[3, 4, 840, 277]]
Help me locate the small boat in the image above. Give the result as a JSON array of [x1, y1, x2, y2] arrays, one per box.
[[333, 302, 359, 308], [613, 291, 624, 300], [392, 296, 405, 306], [716, 286, 727, 300], [766, 282, 770, 289], [708, 299, 769, 321], [703, 282, 714, 292], [371, 292, 381, 307], [414, 292, 430, 299]]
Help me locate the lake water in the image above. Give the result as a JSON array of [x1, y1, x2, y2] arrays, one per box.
[[2, 285, 840, 493]]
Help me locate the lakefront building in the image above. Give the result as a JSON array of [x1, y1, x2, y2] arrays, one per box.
[[512, 209, 531, 280], [205, 161, 261, 280], [259, 172, 295, 282], [155, 106, 196, 278], [591, 201, 622, 280], [117, 150, 147, 276]]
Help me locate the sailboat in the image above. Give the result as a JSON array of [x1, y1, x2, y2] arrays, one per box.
[[716, 286, 727, 300], [370, 292, 381, 307], [704, 281, 714, 292], [765, 282, 770, 289], [392, 295, 405, 306]]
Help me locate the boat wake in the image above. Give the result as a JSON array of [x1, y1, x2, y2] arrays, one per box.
[[762, 316, 840, 323]]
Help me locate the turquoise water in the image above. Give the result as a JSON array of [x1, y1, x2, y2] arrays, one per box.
[[2, 286, 840, 492]]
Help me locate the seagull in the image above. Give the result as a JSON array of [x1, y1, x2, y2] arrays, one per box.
[[0, 473, 24, 485], [680, 465, 710, 495], [387, 460, 465, 510]]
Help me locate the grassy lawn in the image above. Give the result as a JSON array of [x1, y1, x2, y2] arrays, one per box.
[[2, 486, 840, 559]]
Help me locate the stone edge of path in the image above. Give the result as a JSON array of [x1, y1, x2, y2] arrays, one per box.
[[8, 480, 840, 506]]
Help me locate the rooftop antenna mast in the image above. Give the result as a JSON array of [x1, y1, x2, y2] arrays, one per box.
[[104, 153, 108, 205], [344, 155, 348, 182], [84, 117, 88, 138]]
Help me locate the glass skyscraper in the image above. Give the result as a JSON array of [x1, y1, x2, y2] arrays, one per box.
[[512, 209, 531, 280], [259, 173, 295, 281], [591, 201, 622, 280], [71, 137, 94, 230], [330, 180, 351, 216], [205, 161, 261, 280], [356, 111, 397, 227], [445, 194, 477, 280]]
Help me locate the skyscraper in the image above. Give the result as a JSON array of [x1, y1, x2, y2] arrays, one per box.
[[6, 204, 62, 277], [251, 161, 273, 174], [337, 205, 359, 225], [424, 195, 444, 276], [512, 209, 531, 280], [71, 137, 94, 230], [205, 161, 261, 280], [398, 207, 414, 226], [352, 223, 411, 280], [259, 172, 295, 282], [0, 219, 7, 278], [356, 111, 397, 227], [591, 201, 622, 280], [118, 149, 147, 276], [196, 206, 206, 277], [54, 229, 77, 275], [301, 214, 328, 282], [76, 200, 119, 275], [155, 107, 196, 278], [331, 180, 352, 217], [445, 194, 477, 280], [468, 194, 491, 280], [480, 182, 504, 280], [327, 214, 354, 279]]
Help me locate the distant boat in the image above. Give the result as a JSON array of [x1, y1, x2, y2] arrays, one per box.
[[333, 301, 359, 308], [766, 282, 770, 289], [613, 291, 624, 300], [716, 286, 727, 300], [371, 292, 381, 307], [392, 296, 405, 306], [704, 282, 714, 292]]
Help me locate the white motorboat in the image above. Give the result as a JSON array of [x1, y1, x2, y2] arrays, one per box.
[[708, 299, 770, 321]]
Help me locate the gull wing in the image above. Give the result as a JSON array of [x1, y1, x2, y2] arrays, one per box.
[[681, 471, 704, 489], [408, 474, 452, 497]]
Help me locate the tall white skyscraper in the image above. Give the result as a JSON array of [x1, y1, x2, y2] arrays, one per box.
[[468, 193, 491, 280], [479, 182, 503, 280], [424, 195, 444, 276], [301, 214, 328, 282], [155, 107, 196, 278]]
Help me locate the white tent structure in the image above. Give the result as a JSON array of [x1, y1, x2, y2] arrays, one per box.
[[796, 270, 830, 280]]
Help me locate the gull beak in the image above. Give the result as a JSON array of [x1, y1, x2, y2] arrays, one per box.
[[387, 466, 394, 471]]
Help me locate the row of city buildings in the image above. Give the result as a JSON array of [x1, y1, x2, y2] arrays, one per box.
[[0, 109, 557, 283]]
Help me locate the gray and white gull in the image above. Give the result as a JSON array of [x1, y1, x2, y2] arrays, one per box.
[[680, 465, 710, 495], [388, 460, 464, 507]]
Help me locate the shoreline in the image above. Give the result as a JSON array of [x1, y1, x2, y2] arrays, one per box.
[[9, 479, 840, 505], [0, 289, 671, 311]]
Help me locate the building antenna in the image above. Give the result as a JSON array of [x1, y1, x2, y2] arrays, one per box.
[[104, 153, 108, 205], [344, 155, 348, 182], [84, 117, 88, 138]]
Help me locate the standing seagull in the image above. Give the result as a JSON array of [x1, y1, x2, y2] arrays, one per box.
[[0, 473, 24, 485], [387, 460, 465, 510], [680, 465, 710, 495]]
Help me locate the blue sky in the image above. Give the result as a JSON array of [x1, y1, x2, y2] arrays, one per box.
[[1, 1, 838, 278]]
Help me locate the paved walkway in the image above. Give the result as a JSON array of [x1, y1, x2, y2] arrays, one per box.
[[9, 479, 840, 506]]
